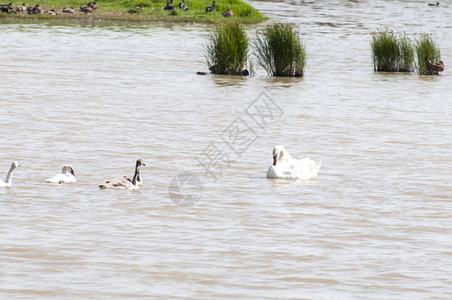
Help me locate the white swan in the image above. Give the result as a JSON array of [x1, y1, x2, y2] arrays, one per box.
[[0, 161, 20, 188], [99, 159, 145, 190], [266, 145, 321, 179], [46, 165, 76, 184]]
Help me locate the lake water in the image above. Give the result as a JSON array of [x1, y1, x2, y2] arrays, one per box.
[[1, 0, 451, 298]]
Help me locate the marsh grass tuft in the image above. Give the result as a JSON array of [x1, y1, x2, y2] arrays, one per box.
[[205, 21, 249, 75], [371, 29, 399, 72], [415, 34, 441, 75], [398, 35, 415, 72], [254, 23, 306, 77], [371, 29, 415, 72]]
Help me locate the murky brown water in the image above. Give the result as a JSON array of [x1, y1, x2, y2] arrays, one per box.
[[1, 0, 451, 298]]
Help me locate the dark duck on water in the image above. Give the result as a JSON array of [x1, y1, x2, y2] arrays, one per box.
[[429, 60, 444, 74]]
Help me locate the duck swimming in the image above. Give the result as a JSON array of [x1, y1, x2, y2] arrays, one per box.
[[266, 145, 321, 179], [99, 159, 146, 190], [429, 60, 444, 74], [0, 161, 20, 188], [46, 165, 76, 184]]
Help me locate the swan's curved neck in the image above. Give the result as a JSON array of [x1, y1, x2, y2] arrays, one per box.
[[131, 167, 141, 186], [5, 164, 17, 184]]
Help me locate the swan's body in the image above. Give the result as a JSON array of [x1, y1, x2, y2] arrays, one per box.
[[0, 161, 20, 188], [99, 159, 145, 190], [266, 145, 321, 179], [46, 165, 76, 184]]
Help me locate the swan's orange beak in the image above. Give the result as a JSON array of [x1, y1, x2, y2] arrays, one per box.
[[273, 155, 277, 166]]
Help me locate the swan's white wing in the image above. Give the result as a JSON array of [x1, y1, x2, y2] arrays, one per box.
[[296, 158, 322, 179], [267, 158, 321, 179], [46, 173, 76, 184]]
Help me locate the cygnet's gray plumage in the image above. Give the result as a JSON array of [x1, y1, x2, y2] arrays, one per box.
[[99, 159, 146, 190]]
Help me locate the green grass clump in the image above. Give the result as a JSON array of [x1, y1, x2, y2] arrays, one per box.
[[415, 34, 441, 75], [371, 29, 399, 72], [371, 29, 415, 72], [254, 23, 306, 77], [206, 21, 249, 75], [398, 35, 415, 72]]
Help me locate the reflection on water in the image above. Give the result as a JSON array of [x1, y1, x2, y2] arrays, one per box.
[[1, 0, 452, 298]]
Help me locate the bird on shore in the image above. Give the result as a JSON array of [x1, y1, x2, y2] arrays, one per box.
[[164, 0, 174, 10], [91, 1, 97, 9], [44, 9, 56, 15], [46, 165, 76, 184], [205, 0, 215, 12], [62, 7, 75, 13], [135, 4, 144, 10], [429, 60, 444, 74], [26, 3, 41, 14], [16, 3, 27, 12], [179, 0, 188, 11], [0, 3, 13, 13], [221, 7, 233, 17], [428, 2, 439, 6], [99, 159, 146, 190], [79, 3, 93, 13], [0, 161, 20, 188]]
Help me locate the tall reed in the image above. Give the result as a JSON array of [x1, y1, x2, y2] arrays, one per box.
[[371, 29, 414, 72], [415, 34, 441, 75], [205, 22, 249, 75], [254, 23, 306, 77], [398, 35, 415, 72]]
